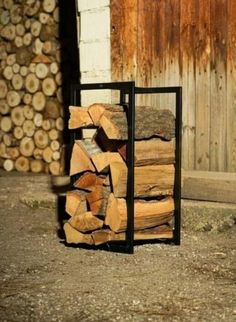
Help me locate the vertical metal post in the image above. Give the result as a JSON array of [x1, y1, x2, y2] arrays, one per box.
[[126, 82, 135, 254], [174, 87, 182, 245]]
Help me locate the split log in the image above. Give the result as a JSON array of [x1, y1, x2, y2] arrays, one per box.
[[30, 19, 41, 37], [14, 36, 23, 48], [23, 93, 32, 105], [44, 98, 61, 119], [6, 147, 19, 160], [110, 161, 175, 198], [33, 147, 43, 159], [23, 32, 32, 46], [88, 103, 123, 126], [32, 91, 46, 111], [42, 119, 52, 131], [47, 129, 58, 141], [39, 12, 49, 24], [65, 190, 87, 217], [105, 194, 174, 232], [19, 137, 35, 157], [68, 106, 93, 129], [55, 116, 63, 131], [22, 119, 35, 137], [3, 66, 14, 80], [12, 63, 20, 73], [3, 133, 17, 147], [50, 139, 59, 151], [3, 159, 14, 171], [98, 105, 175, 140], [33, 112, 43, 127], [92, 225, 173, 245], [35, 63, 49, 79], [11, 74, 23, 90], [42, 146, 53, 163], [23, 105, 34, 120], [25, 73, 40, 93], [73, 172, 105, 191], [68, 211, 104, 233], [15, 46, 33, 65], [0, 9, 10, 25], [30, 159, 44, 173], [0, 24, 15, 40], [0, 79, 7, 98], [15, 23, 25, 36], [0, 116, 12, 132], [43, 0, 56, 13], [13, 126, 23, 139], [34, 129, 49, 148], [32, 54, 51, 64], [86, 186, 110, 216], [6, 53, 16, 65], [119, 139, 175, 166], [63, 222, 93, 245], [0, 100, 9, 114], [15, 156, 30, 172], [50, 62, 59, 75], [20, 66, 28, 77], [49, 160, 60, 175], [91, 152, 123, 172], [42, 77, 56, 96], [3, 65, 13, 80], [70, 140, 102, 176], [3, 0, 13, 10], [23, 0, 40, 17], [40, 24, 57, 42], [42, 40, 58, 55], [10, 4, 22, 24]]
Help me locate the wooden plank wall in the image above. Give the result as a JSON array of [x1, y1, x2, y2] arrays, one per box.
[[110, 0, 236, 172]]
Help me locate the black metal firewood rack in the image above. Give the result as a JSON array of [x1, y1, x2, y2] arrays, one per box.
[[70, 81, 182, 254]]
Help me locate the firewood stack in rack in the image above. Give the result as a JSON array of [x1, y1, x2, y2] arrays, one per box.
[[0, 0, 64, 174], [64, 103, 176, 246]]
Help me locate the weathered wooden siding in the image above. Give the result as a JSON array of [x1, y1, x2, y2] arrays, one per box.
[[111, 0, 236, 172]]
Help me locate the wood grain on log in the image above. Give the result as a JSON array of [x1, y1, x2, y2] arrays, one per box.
[[63, 222, 93, 245], [110, 161, 175, 198], [119, 139, 175, 166], [68, 211, 103, 233], [92, 225, 173, 245], [68, 106, 93, 129], [73, 172, 105, 191], [65, 190, 87, 217], [105, 194, 174, 232]]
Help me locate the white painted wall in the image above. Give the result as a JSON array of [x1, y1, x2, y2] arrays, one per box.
[[77, 0, 112, 107]]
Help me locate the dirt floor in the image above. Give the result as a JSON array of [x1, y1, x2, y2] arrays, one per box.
[[0, 172, 235, 322]]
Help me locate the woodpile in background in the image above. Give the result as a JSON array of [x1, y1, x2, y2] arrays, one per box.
[[0, 0, 64, 174], [64, 103, 176, 246]]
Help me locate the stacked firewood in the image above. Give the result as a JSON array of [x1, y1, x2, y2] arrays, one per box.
[[64, 103, 176, 246], [0, 0, 64, 174]]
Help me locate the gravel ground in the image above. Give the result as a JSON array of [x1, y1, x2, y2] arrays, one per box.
[[0, 173, 235, 322]]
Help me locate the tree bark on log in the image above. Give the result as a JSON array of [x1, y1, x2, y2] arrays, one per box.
[[98, 105, 175, 140]]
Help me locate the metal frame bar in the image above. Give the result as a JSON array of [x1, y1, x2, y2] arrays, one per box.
[[69, 82, 182, 254]]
